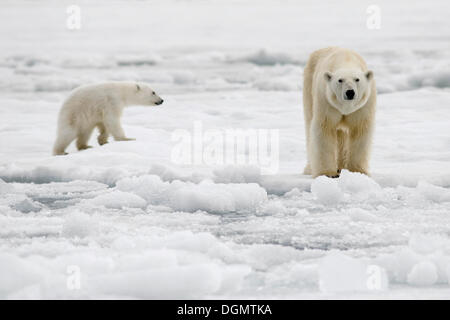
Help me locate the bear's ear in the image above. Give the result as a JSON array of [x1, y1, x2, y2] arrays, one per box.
[[365, 70, 373, 80], [136, 84, 141, 91], [324, 71, 333, 82]]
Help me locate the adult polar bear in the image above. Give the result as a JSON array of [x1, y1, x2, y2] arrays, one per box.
[[53, 82, 163, 155], [303, 47, 376, 178]]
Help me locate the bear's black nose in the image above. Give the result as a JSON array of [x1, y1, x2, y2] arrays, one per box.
[[156, 99, 164, 105], [345, 89, 355, 100]]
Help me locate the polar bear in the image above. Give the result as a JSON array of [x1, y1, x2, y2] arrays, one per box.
[[53, 82, 163, 155], [303, 47, 376, 178]]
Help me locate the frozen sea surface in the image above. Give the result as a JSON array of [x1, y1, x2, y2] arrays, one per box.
[[1, 0, 450, 299]]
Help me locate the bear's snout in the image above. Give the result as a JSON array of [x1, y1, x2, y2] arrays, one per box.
[[345, 89, 355, 100], [155, 99, 164, 105]]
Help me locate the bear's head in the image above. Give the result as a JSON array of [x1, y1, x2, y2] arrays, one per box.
[[134, 83, 164, 106], [323, 69, 373, 115]]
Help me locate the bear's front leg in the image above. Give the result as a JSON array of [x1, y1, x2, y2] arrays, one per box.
[[309, 120, 339, 178], [98, 133, 109, 145], [104, 116, 135, 142], [337, 129, 349, 173], [346, 121, 374, 176], [97, 123, 109, 145]]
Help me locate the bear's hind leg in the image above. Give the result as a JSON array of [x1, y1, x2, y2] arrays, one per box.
[[76, 126, 94, 151], [53, 128, 77, 155], [97, 123, 109, 145]]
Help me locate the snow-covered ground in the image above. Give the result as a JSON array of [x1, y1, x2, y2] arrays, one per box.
[[1, 0, 450, 299]]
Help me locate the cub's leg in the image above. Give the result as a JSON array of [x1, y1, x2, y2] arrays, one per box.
[[53, 127, 77, 155], [76, 126, 94, 151], [310, 118, 339, 178], [337, 129, 349, 174], [104, 115, 135, 141], [347, 121, 373, 176], [97, 123, 109, 145]]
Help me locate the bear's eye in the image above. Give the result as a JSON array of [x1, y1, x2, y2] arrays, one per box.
[[338, 79, 343, 83], [152, 91, 155, 95], [355, 78, 360, 82]]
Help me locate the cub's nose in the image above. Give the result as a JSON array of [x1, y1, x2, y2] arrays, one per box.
[[156, 99, 164, 105], [345, 89, 355, 100]]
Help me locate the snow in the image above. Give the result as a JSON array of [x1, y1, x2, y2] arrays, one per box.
[[319, 252, 388, 293], [1, 0, 450, 299], [169, 180, 268, 213], [85, 191, 147, 209], [116, 174, 267, 213], [12, 198, 44, 213], [338, 170, 381, 196], [62, 211, 98, 238], [311, 176, 344, 205], [407, 261, 439, 287], [0, 178, 13, 194]]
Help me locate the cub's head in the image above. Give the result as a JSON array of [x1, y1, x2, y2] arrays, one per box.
[[323, 69, 373, 115], [134, 83, 164, 106]]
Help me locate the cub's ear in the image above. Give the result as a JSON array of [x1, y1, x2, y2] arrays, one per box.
[[365, 70, 373, 80], [136, 84, 141, 91], [324, 71, 333, 82]]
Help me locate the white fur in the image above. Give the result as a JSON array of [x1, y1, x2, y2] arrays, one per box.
[[53, 82, 163, 155], [303, 47, 376, 177]]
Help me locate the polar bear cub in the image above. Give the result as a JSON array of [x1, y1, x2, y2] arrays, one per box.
[[303, 47, 376, 178], [53, 82, 163, 155]]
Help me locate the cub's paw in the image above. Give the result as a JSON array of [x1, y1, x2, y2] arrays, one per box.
[[78, 145, 93, 151], [115, 137, 136, 141], [98, 136, 109, 145]]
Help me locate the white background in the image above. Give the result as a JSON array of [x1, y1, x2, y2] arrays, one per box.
[[1, 0, 450, 298]]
